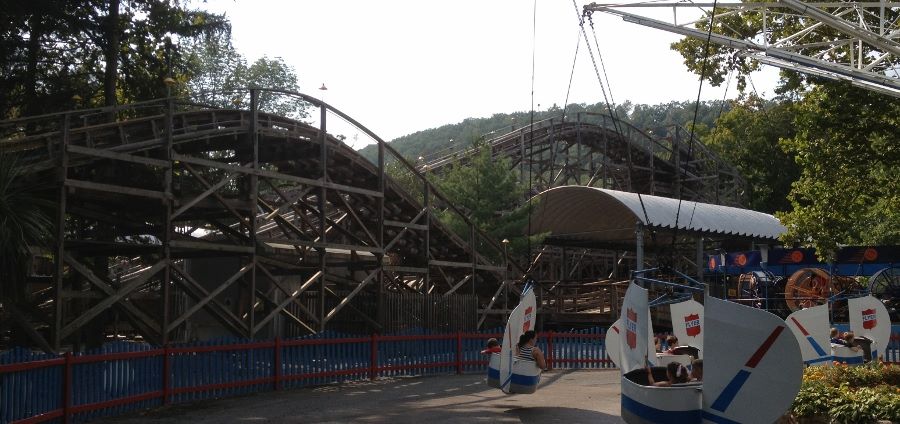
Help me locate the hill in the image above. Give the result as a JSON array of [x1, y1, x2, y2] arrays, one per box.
[[357, 100, 731, 162]]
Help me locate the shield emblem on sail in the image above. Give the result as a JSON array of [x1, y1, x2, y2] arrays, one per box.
[[523, 306, 533, 332], [626, 308, 637, 349], [862, 308, 877, 329], [685, 313, 701, 337]]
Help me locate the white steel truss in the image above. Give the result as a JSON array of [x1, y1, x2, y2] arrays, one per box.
[[584, 1, 900, 97]]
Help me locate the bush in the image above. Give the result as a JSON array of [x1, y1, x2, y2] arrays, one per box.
[[790, 362, 900, 423]]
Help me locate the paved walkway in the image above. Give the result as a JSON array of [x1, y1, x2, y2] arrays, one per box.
[[101, 369, 624, 423]]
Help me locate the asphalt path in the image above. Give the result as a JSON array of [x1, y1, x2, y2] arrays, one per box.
[[100, 369, 624, 423]]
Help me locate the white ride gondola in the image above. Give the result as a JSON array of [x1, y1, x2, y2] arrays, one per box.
[[619, 280, 804, 424], [607, 298, 702, 369], [669, 299, 704, 360], [843, 295, 892, 363], [785, 304, 833, 366], [785, 295, 893, 366], [487, 284, 542, 394]]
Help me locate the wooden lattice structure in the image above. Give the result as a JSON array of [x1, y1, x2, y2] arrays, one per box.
[[0, 89, 521, 351], [423, 112, 747, 207]]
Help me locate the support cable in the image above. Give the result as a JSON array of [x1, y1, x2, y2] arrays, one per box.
[[578, 2, 652, 229], [562, 29, 581, 121], [672, 0, 720, 257], [527, 0, 538, 262]]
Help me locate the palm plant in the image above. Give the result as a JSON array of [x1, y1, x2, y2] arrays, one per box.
[[0, 153, 54, 302]]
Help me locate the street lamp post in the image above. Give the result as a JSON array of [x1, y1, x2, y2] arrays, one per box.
[[502, 238, 510, 311], [319, 83, 328, 105], [163, 77, 176, 97]]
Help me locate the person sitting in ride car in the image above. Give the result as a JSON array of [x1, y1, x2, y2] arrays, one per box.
[[830, 328, 847, 346], [516, 330, 548, 370], [481, 338, 501, 355], [843, 331, 861, 352], [647, 361, 689, 387], [690, 359, 703, 382], [664, 335, 679, 353]]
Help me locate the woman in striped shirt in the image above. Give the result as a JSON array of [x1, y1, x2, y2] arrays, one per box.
[[516, 330, 547, 370]]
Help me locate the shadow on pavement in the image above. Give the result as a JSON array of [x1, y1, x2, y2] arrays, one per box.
[[507, 406, 622, 424]]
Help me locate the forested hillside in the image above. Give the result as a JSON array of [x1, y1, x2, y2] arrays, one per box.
[[357, 100, 730, 163]]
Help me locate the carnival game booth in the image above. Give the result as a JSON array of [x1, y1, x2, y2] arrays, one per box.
[[487, 283, 541, 394], [619, 270, 803, 424]]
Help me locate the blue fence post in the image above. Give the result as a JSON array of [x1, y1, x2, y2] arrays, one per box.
[[63, 351, 73, 424], [162, 345, 170, 405], [274, 338, 282, 391], [369, 333, 377, 380]]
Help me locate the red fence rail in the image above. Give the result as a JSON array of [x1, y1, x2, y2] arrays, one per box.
[[0, 329, 609, 424], [2, 329, 897, 424]]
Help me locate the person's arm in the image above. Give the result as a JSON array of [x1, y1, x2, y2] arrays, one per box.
[[532, 346, 547, 370], [646, 366, 671, 387]]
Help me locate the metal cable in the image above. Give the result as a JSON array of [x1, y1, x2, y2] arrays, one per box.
[[672, 0, 720, 254]]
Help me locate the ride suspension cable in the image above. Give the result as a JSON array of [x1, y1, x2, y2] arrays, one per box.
[[577, 2, 651, 226], [672, 0, 720, 255]]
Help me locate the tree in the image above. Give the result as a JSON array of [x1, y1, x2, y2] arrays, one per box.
[[433, 139, 542, 257], [776, 82, 900, 257], [0, 1, 229, 117], [185, 35, 309, 120], [0, 154, 54, 301], [671, 7, 900, 256], [702, 95, 798, 213]]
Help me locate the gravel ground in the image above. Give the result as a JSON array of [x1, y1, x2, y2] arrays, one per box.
[[98, 369, 624, 423]]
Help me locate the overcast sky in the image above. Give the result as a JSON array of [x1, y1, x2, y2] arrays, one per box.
[[202, 0, 780, 148]]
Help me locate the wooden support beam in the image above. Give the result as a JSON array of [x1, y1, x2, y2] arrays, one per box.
[[169, 240, 255, 253], [252, 270, 323, 334], [181, 162, 249, 228], [172, 172, 239, 219], [430, 259, 505, 272], [252, 286, 316, 334], [167, 263, 253, 332], [169, 263, 249, 335], [64, 179, 169, 200], [384, 220, 428, 231], [256, 264, 320, 325], [477, 280, 509, 329], [334, 191, 379, 246], [323, 286, 382, 330], [323, 270, 379, 324], [258, 237, 383, 254], [60, 257, 165, 339], [173, 153, 383, 197], [5, 302, 55, 353], [66, 144, 170, 168], [443, 275, 472, 297]]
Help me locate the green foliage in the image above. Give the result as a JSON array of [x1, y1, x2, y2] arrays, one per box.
[[791, 379, 842, 418], [185, 35, 309, 119], [793, 363, 900, 423], [669, 3, 900, 95], [359, 100, 730, 161], [1, 1, 228, 117], [385, 159, 423, 202], [432, 139, 543, 257], [0, 154, 54, 299], [776, 82, 900, 258], [669, 6, 764, 92], [702, 95, 798, 213]]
